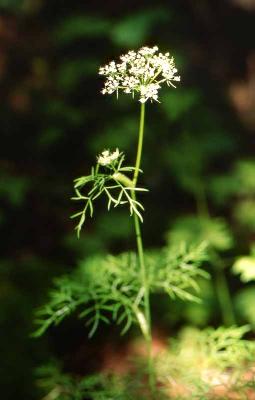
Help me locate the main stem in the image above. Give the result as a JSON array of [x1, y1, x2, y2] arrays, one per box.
[[132, 103, 154, 390]]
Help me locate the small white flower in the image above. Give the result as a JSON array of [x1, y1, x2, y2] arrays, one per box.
[[140, 83, 160, 103], [97, 148, 121, 166], [99, 46, 180, 103]]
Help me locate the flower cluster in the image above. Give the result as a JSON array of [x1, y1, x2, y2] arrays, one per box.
[[99, 46, 180, 103], [97, 148, 121, 166]]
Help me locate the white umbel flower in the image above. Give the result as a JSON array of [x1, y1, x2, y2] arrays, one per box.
[[99, 46, 180, 103], [97, 148, 121, 166]]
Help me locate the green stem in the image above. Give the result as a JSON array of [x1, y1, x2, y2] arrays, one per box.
[[132, 103, 154, 392], [196, 185, 235, 325], [133, 102, 145, 187], [195, 182, 209, 219], [212, 253, 236, 326]]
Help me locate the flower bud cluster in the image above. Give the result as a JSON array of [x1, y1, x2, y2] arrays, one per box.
[[97, 149, 121, 166], [99, 46, 180, 103]]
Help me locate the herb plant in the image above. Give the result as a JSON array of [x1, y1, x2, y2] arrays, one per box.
[[35, 46, 254, 399], [34, 46, 211, 394], [72, 49, 182, 387]]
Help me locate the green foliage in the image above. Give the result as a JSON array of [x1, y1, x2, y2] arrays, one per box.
[[57, 59, 99, 92], [37, 362, 168, 400], [161, 88, 201, 121], [209, 160, 255, 204], [33, 252, 147, 338], [37, 363, 126, 400], [55, 16, 111, 44], [233, 199, 255, 231], [167, 215, 233, 252], [182, 280, 215, 327], [164, 131, 234, 196], [33, 243, 208, 338], [235, 287, 255, 326], [155, 326, 255, 398], [209, 160, 255, 232], [166, 216, 235, 327], [37, 326, 255, 400], [208, 175, 239, 206], [192, 325, 253, 369], [0, 172, 30, 206], [111, 9, 169, 47], [233, 160, 255, 195], [164, 133, 204, 194], [37, 363, 86, 400], [72, 152, 147, 237], [148, 242, 209, 303], [232, 246, 255, 282]]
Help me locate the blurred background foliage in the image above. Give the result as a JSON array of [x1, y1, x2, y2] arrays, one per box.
[[0, 0, 255, 398]]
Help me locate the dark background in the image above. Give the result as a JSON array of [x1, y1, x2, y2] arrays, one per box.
[[0, 0, 255, 398]]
